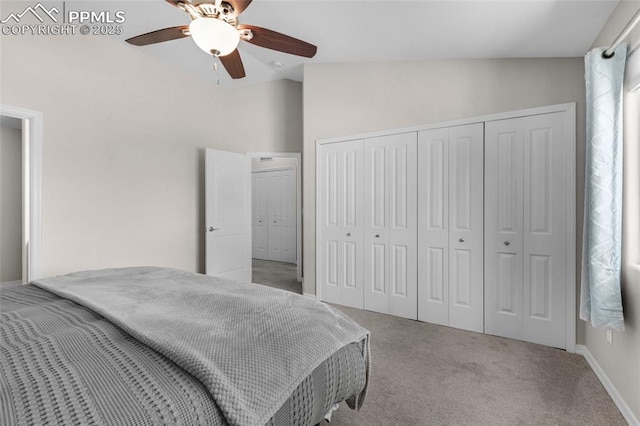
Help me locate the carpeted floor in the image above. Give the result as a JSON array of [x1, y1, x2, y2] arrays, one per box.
[[252, 258, 302, 294], [329, 307, 625, 425], [253, 260, 625, 425]]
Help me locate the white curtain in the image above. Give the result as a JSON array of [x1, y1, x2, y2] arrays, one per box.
[[580, 43, 627, 331]]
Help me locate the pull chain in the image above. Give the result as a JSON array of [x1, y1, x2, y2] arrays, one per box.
[[213, 60, 220, 85]]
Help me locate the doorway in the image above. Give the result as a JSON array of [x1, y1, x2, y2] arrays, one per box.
[[1, 116, 22, 283], [0, 105, 42, 284], [248, 153, 302, 292]]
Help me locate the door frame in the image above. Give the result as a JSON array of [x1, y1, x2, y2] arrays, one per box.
[[0, 105, 42, 283], [316, 103, 576, 352], [247, 152, 302, 282]]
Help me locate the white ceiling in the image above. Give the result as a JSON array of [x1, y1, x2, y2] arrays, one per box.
[[117, 0, 620, 88]]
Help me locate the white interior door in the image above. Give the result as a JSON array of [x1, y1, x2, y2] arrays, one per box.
[[266, 169, 296, 263], [267, 172, 283, 261], [252, 169, 296, 263], [364, 133, 417, 319], [251, 173, 268, 259], [485, 112, 567, 348], [448, 124, 484, 332], [418, 124, 484, 332], [522, 112, 566, 348], [277, 168, 296, 263], [418, 127, 449, 325], [485, 119, 524, 340], [205, 149, 251, 282], [318, 140, 364, 308]]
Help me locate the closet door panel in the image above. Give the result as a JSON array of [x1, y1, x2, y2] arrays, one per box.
[[252, 173, 269, 260], [364, 140, 389, 314], [320, 149, 342, 304], [448, 123, 484, 332], [267, 172, 283, 261], [388, 136, 417, 319], [279, 169, 296, 263], [319, 141, 364, 308], [485, 120, 524, 340], [523, 112, 566, 348], [418, 128, 449, 325], [364, 133, 417, 319]]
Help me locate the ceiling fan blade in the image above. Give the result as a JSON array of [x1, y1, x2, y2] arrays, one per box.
[[126, 26, 190, 46], [227, 0, 253, 15], [219, 49, 246, 79], [238, 25, 317, 58]]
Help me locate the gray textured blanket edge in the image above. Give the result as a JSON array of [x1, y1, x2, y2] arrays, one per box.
[[32, 267, 370, 426]]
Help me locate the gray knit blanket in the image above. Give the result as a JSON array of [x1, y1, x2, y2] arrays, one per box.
[[32, 267, 370, 426]]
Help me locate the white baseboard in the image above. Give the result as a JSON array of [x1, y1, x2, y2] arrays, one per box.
[[303, 292, 317, 300], [576, 344, 639, 425], [0, 280, 22, 287]]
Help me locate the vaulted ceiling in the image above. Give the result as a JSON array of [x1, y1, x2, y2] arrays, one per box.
[[119, 0, 620, 87]]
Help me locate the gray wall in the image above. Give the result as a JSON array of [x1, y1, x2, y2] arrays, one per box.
[[586, 1, 640, 420], [0, 34, 302, 278], [302, 59, 586, 316], [0, 124, 22, 282]]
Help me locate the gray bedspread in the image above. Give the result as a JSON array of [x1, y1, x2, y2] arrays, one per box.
[[1, 282, 367, 425], [29, 267, 370, 426]]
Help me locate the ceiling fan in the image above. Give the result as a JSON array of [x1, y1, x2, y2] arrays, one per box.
[[125, 0, 317, 79]]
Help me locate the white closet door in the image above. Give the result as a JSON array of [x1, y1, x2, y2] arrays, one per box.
[[364, 133, 417, 319], [267, 172, 283, 261], [417, 128, 449, 325], [522, 112, 566, 348], [318, 140, 364, 308], [418, 124, 483, 332], [485, 119, 524, 340], [252, 173, 268, 260], [448, 124, 484, 332], [277, 168, 296, 263], [253, 169, 296, 263], [485, 112, 567, 348]]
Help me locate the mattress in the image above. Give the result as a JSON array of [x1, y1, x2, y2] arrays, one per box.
[[0, 279, 368, 425]]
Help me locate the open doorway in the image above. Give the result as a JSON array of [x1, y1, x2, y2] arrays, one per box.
[[247, 152, 302, 294], [0, 105, 42, 284], [1, 116, 22, 283]]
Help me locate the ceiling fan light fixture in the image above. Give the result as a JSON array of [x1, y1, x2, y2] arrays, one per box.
[[189, 17, 239, 57]]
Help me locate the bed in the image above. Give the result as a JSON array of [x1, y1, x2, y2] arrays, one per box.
[[0, 267, 370, 426]]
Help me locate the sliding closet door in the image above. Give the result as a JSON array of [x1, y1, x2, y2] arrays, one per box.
[[485, 112, 567, 348], [318, 140, 364, 308], [418, 124, 483, 332], [363, 133, 417, 319]]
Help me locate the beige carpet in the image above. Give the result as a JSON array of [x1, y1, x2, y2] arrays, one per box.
[[329, 306, 625, 425], [252, 261, 624, 425]]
